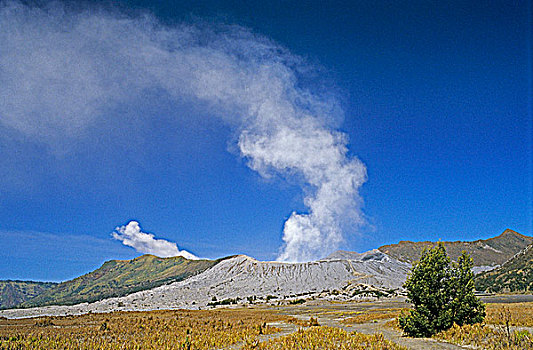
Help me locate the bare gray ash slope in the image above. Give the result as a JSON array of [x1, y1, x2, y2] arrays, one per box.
[[0, 252, 410, 318]]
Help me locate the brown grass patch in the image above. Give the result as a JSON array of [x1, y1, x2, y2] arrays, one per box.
[[486, 302, 533, 327], [0, 308, 286, 349], [436, 323, 533, 350], [242, 326, 408, 350]]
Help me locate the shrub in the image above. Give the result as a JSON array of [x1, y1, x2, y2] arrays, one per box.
[[399, 243, 485, 337], [289, 299, 306, 305], [309, 317, 320, 326]]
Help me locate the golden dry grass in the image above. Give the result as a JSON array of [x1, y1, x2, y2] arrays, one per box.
[[435, 323, 533, 350], [0, 308, 285, 350], [242, 326, 407, 350], [486, 302, 533, 327], [391, 302, 533, 350]]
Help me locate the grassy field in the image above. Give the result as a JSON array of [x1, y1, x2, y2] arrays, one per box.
[[0, 304, 411, 349], [435, 323, 532, 350], [0, 308, 284, 349], [241, 326, 407, 350], [485, 302, 533, 327], [1, 300, 532, 349], [433, 302, 533, 350]]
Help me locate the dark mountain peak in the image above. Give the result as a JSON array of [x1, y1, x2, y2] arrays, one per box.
[[497, 229, 525, 238]]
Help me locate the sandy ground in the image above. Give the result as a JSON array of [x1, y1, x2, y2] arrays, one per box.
[[219, 299, 471, 349], [279, 301, 468, 350]]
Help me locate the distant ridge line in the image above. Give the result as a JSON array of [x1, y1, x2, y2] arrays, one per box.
[[377, 229, 532, 267], [383, 229, 528, 246]]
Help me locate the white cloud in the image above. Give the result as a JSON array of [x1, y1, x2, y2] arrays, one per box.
[[112, 221, 198, 259], [0, 1, 367, 261]]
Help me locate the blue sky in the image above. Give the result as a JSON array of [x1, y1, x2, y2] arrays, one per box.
[[0, 0, 531, 281]]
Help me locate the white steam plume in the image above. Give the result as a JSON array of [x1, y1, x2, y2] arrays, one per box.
[[113, 221, 199, 259], [0, 1, 367, 261]]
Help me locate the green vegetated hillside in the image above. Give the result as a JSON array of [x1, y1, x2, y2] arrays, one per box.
[[378, 229, 532, 266], [0, 280, 57, 309], [475, 243, 533, 293], [19, 255, 220, 308]]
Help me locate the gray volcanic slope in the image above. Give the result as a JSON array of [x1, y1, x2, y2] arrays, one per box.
[[0, 252, 410, 319]]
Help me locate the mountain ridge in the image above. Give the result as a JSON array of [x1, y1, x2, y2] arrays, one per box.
[[475, 242, 533, 293], [16, 255, 219, 309], [1, 228, 530, 317], [0, 281, 58, 309], [377, 229, 532, 267], [0, 252, 412, 318]]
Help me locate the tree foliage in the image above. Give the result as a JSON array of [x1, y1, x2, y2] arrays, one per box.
[[449, 252, 486, 326], [399, 242, 485, 337]]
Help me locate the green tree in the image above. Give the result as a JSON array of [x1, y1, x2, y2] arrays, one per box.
[[399, 242, 453, 337], [449, 252, 486, 325], [399, 243, 485, 337]]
